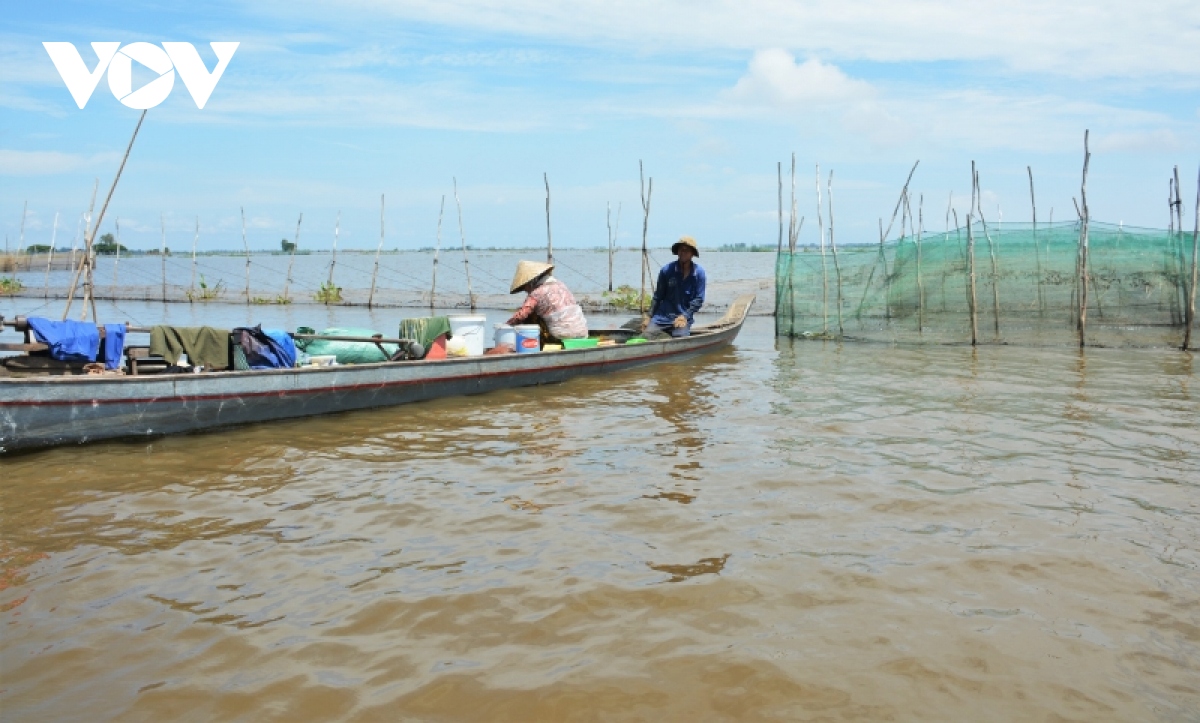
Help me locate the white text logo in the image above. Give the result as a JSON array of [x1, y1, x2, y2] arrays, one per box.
[[43, 41, 239, 110]]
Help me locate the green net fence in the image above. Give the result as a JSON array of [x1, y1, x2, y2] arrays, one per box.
[[776, 221, 1199, 348]]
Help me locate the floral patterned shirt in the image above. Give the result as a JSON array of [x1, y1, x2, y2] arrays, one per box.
[[507, 277, 588, 339]]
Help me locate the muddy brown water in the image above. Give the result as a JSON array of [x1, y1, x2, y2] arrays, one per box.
[[1, 310, 1198, 721]]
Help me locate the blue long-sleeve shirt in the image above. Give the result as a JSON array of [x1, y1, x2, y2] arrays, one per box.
[[650, 260, 706, 327]]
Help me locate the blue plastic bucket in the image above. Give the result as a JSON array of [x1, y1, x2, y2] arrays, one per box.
[[514, 325, 541, 353]]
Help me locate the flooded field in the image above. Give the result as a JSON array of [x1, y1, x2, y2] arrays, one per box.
[[1, 300, 1198, 721]]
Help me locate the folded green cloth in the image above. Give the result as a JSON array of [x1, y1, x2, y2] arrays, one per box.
[[150, 326, 231, 370], [399, 316, 452, 350]]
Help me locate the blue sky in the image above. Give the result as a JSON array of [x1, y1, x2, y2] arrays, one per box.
[[2, 0, 1198, 252]]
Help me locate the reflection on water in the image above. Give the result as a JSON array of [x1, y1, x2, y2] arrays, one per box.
[[2, 315, 1199, 720]]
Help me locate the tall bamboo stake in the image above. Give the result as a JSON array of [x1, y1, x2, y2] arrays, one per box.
[[161, 214, 167, 302], [453, 178, 475, 310], [190, 217, 198, 303], [788, 154, 797, 333], [967, 162, 979, 345], [854, 160, 919, 319], [606, 201, 621, 292], [975, 169, 1001, 335], [327, 211, 340, 303], [816, 163, 828, 332], [43, 211, 59, 299], [78, 110, 146, 321], [828, 169, 843, 336], [916, 193, 924, 332], [1174, 166, 1187, 321], [1077, 130, 1092, 348], [63, 181, 98, 320], [1185, 164, 1199, 351], [282, 213, 301, 301], [369, 194, 384, 309], [1028, 166, 1044, 315], [544, 173, 553, 264], [241, 207, 250, 304], [431, 195, 443, 309], [639, 161, 653, 319]]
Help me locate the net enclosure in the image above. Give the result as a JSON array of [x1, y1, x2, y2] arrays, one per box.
[[775, 221, 1199, 349]]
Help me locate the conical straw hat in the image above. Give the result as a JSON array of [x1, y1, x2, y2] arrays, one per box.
[[671, 235, 699, 256], [511, 260, 554, 293]]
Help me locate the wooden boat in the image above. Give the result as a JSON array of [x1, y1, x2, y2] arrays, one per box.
[[0, 295, 753, 452]]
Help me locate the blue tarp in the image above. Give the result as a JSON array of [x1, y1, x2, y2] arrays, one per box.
[[233, 326, 296, 369], [102, 324, 126, 370], [27, 317, 99, 363]]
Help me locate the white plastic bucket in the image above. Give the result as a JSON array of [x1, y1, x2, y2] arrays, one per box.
[[494, 323, 516, 349], [514, 324, 541, 353], [447, 315, 487, 357]]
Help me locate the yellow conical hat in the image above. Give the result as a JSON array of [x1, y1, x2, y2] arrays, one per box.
[[510, 260, 554, 294]]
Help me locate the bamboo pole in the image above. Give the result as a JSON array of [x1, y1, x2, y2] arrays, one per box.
[[975, 168, 1001, 335], [431, 195, 443, 310], [282, 213, 301, 302], [967, 162, 979, 345], [1174, 166, 1187, 322], [816, 164, 828, 332], [190, 217, 198, 303], [63, 181, 98, 319], [854, 161, 919, 319], [788, 154, 797, 334], [369, 194, 384, 309], [916, 193, 924, 332], [544, 173, 553, 264], [241, 207, 250, 304], [1028, 166, 1044, 315], [80, 110, 146, 322], [1185, 164, 1199, 351], [828, 169, 843, 336], [160, 214, 167, 302], [327, 210, 340, 305], [607, 201, 621, 292], [453, 178, 475, 310], [639, 161, 653, 319], [1077, 130, 1091, 348], [43, 211, 59, 299]]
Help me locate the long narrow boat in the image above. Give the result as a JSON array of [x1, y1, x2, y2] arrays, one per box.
[[0, 295, 753, 452]]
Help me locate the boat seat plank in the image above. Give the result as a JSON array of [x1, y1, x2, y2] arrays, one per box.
[[0, 342, 49, 352]]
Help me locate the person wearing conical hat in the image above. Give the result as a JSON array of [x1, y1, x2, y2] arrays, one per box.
[[646, 236, 706, 338], [506, 260, 588, 342]]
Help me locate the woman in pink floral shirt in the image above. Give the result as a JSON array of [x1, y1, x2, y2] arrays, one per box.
[[506, 260, 588, 341]]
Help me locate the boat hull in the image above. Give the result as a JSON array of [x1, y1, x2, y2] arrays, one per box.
[[1, 296, 752, 452]]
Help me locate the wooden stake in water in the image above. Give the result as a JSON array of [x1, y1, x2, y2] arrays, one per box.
[[431, 195, 443, 310], [544, 173, 553, 265], [639, 161, 653, 319], [1028, 166, 1044, 316], [327, 211, 340, 305], [816, 163, 828, 332], [160, 214, 167, 302], [369, 194, 384, 309], [828, 169, 843, 336], [975, 169, 1001, 336], [606, 201, 621, 292], [453, 178, 475, 310], [63, 181, 98, 320], [282, 213, 301, 302], [1077, 130, 1092, 348], [241, 207, 250, 304], [1184, 164, 1199, 351], [967, 162, 979, 346], [43, 211, 59, 299], [190, 217, 198, 303]]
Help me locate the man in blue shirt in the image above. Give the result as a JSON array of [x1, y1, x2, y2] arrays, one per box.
[[647, 236, 706, 338]]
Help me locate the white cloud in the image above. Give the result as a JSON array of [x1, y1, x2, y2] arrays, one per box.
[[724, 50, 875, 109], [1093, 129, 1186, 153]]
